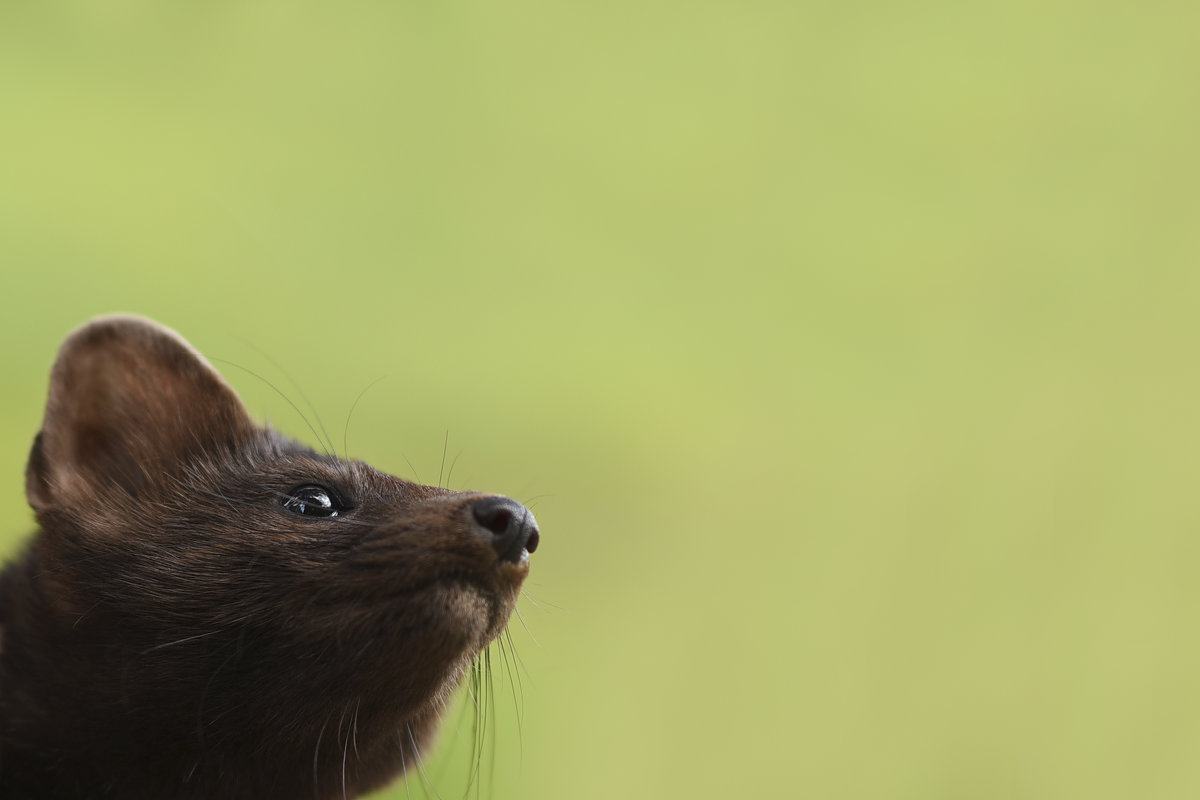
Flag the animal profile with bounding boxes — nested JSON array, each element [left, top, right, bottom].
[[0, 315, 540, 799]]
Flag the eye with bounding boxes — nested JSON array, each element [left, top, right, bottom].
[[281, 485, 345, 518]]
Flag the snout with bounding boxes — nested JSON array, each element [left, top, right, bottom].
[[468, 496, 540, 565]]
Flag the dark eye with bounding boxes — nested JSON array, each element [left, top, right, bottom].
[[281, 485, 345, 518]]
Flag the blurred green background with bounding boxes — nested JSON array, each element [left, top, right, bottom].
[[3, 1, 1200, 798]]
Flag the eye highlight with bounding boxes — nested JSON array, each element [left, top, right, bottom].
[[281, 485, 345, 518]]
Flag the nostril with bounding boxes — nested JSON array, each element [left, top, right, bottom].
[[471, 496, 516, 537], [470, 496, 539, 563]]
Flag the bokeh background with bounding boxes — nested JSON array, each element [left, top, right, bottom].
[[3, 2, 1200, 798]]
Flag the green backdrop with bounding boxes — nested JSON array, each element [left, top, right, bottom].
[[3, 2, 1200, 798]]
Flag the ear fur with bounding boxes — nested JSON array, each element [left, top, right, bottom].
[[25, 315, 255, 514]]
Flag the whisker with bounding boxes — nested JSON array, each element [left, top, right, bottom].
[[397, 730, 413, 800], [406, 723, 442, 800], [343, 376, 386, 458], [465, 657, 489, 796], [401, 451, 423, 484], [500, 630, 526, 731], [211, 358, 334, 459], [445, 449, 464, 490], [517, 590, 563, 614], [518, 493, 554, 510], [494, 636, 524, 775], [486, 646, 498, 797], [232, 340, 338, 458], [510, 604, 539, 646], [504, 627, 535, 688], [438, 431, 449, 489], [313, 717, 329, 800]]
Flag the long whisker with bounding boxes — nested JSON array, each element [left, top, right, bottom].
[[465, 659, 483, 795], [401, 451, 423, 484], [397, 730, 413, 800], [211, 358, 334, 459], [406, 723, 442, 800], [341, 698, 361, 800], [509, 604, 539, 645], [343, 377, 386, 458], [486, 646, 498, 797], [516, 589, 562, 614], [518, 493, 554, 510], [504, 627, 535, 688], [445, 449, 464, 490], [313, 717, 329, 800], [232, 340, 338, 458], [438, 431, 449, 489], [500, 630, 526, 733]]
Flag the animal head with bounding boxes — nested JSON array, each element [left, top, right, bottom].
[[9, 315, 539, 798]]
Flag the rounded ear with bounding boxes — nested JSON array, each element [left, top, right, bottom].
[[25, 316, 256, 514]]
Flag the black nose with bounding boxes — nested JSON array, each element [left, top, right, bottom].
[[470, 496, 540, 563]]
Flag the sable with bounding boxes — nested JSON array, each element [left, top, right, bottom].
[[0, 316, 539, 799]]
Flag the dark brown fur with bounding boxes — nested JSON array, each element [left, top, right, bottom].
[[0, 316, 538, 799]]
